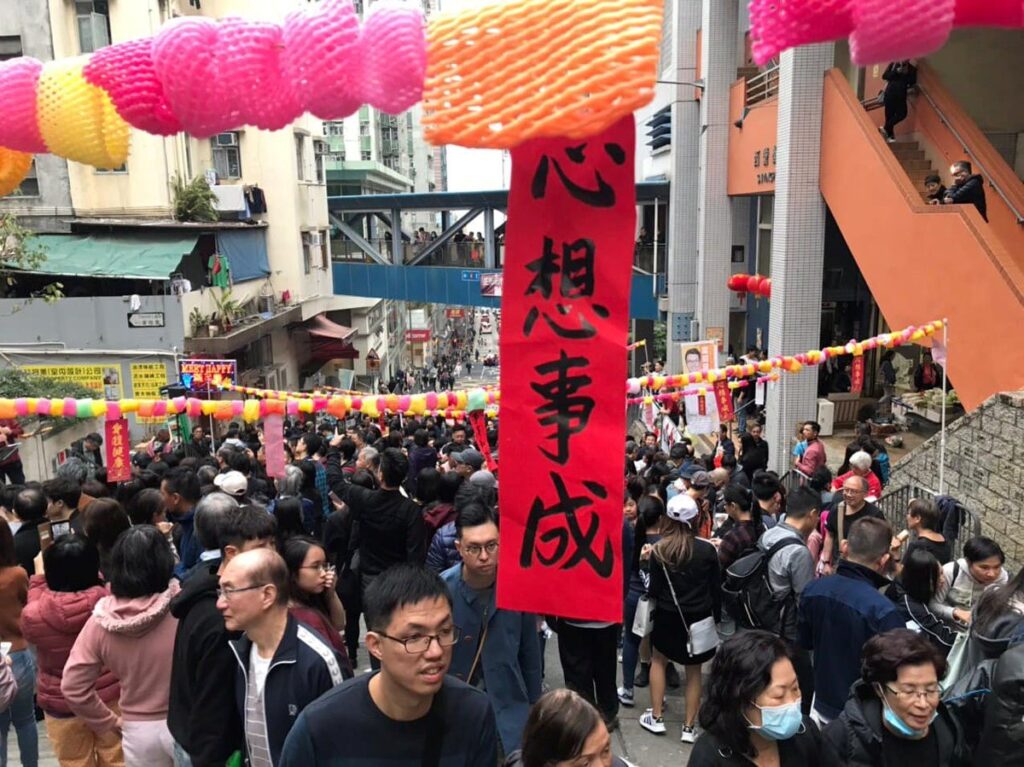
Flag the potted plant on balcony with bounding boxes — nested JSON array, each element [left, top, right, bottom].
[[189, 307, 210, 339], [211, 288, 242, 333]]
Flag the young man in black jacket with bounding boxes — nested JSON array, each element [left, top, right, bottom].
[[168, 499, 276, 767]]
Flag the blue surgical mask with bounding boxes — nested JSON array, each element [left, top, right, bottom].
[[747, 700, 803, 741], [877, 686, 936, 739]]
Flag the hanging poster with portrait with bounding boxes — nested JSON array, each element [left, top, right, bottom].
[[678, 340, 720, 435]]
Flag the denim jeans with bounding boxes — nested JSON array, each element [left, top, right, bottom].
[[620, 586, 642, 692], [0, 650, 38, 767]]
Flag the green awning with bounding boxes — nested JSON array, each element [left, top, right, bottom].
[[25, 234, 198, 279]]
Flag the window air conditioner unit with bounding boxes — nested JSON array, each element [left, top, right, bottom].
[[303, 231, 322, 247], [215, 132, 238, 147]]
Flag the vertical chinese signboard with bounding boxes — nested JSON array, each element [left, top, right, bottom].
[[497, 116, 634, 623], [131, 363, 170, 424], [105, 418, 131, 482], [850, 355, 865, 394]]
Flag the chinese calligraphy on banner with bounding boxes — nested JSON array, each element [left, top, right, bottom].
[[105, 418, 131, 482], [23, 365, 123, 399], [497, 116, 634, 623], [851, 355, 865, 394], [713, 380, 735, 422], [131, 363, 170, 423]]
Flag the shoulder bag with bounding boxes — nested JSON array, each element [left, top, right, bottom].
[[661, 561, 719, 656], [632, 593, 654, 637]]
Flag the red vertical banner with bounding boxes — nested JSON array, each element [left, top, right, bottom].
[[105, 418, 131, 483], [264, 414, 286, 480], [850, 355, 865, 394], [497, 116, 634, 623], [713, 381, 735, 422]]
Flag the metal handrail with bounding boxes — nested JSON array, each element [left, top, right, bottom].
[[915, 85, 1024, 224], [745, 65, 780, 108]]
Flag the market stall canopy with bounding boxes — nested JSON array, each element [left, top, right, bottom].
[[18, 234, 197, 279]]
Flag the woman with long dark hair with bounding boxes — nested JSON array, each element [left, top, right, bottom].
[[281, 536, 352, 675], [691, 631, 821, 765], [888, 548, 957, 657], [82, 498, 132, 576], [504, 689, 630, 767], [271, 496, 307, 546], [638, 493, 720, 743], [0, 518, 36, 767]]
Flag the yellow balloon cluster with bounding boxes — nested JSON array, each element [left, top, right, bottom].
[[36, 58, 129, 169]]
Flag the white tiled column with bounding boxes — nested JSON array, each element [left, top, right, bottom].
[[695, 0, 737, 343], [764, 44, 835, 474], [665, 0, 702, 371]]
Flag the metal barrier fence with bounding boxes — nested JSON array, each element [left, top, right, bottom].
[[876, 484, 981, 559], [781, 468, 811, 496]]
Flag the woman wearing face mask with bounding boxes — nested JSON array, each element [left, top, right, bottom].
[[821, 629, 969, 767], [689, 631, 821, 766]]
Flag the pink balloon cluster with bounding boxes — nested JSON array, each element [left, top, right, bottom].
[[78, 0, 425, 138]]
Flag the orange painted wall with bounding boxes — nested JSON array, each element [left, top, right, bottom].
[[820, 69, 1024, 410], [727, 78, 778, 196]]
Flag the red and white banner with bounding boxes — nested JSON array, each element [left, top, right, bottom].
[[105, 418, 131, 482], [497, 116, 634, 623], [851, 355, 865, 394]]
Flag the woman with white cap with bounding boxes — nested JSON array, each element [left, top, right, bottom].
[[638, 492, 721, 743]]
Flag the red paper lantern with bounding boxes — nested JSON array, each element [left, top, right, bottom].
[[761, 278, 772, 298], [727, 273, 747, 292], [746, 274, 761, 293]]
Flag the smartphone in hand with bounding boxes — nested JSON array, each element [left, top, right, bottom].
[[38, 521, 53, 552]]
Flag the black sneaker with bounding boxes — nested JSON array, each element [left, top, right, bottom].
[[666, 662, 681, 689], [635, 662, 651, 688]]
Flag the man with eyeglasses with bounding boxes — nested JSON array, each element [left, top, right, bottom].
[[820, 475, 884, 577], [442, 504, 541, 753], [219, 549, 346, 767], [279, 563, 498, 766]]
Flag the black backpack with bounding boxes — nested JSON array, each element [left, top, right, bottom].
[[722, 537, 803, 631]]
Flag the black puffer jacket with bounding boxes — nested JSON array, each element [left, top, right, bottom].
[[977, 642, 1024, 764], [821, 681, 970, 767]]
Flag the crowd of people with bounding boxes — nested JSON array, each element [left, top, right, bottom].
[[0, 391, 1017, 767]]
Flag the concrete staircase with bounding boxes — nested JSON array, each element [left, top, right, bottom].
[[889, 139, 937, 201]]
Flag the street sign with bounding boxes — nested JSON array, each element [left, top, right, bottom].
[[461, 270, 481, 282], [127, 312, 165, 328]]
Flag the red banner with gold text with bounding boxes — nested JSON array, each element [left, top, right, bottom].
[[713, 380, 735, 423], [105, 418, 131, 482], [497, 116, 634, 623], [851, 355, 865, 394]]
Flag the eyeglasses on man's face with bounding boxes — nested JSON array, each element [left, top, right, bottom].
[[217, 584, 267, 600], [462, 541, 499, 558], [377, 625, 462, 653]]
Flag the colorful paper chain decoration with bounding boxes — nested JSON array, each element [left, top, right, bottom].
[[727, 273, 772, 300], [626, 321, 944, 395], [750, 0, 1024, 66], [422, 0, 663, 149], [0, 321, 943, 422], [222, 382, 500, 412], [625, 375, 781, 406]]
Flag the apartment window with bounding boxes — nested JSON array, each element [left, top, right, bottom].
[[359, 122, 370, 137], [320, 231, 330, 269], [303, 242, 312, 275], [76, 0, 111, 54], [756, 195, 774, 277], [324, 122, 344, 137], [15, 160, 39, 197], [361, 151, 372, 161], [295, 134, 307, 180], [95, 163, 127, 174], [314, 139, 327, 184], [212, 132, 242, 179], [0, 36, 23, 62]]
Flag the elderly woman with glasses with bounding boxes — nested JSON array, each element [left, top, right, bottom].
[[821, 628, 970, 767]]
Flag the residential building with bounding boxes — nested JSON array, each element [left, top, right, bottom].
[[0, 0, 73, 233]]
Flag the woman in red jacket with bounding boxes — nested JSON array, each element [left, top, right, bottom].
[[22, 534, 123, 766]]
